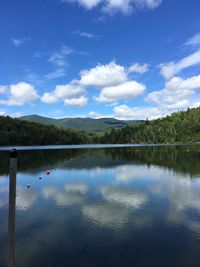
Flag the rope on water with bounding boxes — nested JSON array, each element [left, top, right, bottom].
[[0, 152, 93, 209]]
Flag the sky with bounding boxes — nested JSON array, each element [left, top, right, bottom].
[[0, 0, 200, 120]]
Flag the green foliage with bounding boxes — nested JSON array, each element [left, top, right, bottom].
[[21, 114, 143, 133], [100, 107, 200, 144], [0, 116, 96, 146], [1, 107, 200, 146]]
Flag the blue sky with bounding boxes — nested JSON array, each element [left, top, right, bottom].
[[0, 0, 200, 120]]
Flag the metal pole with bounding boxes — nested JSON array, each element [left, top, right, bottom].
[[7, 149, 17, 267]]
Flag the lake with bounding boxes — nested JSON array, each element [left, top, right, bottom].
[[1, 145, 200, 267]]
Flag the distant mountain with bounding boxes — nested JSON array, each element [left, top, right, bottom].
[[20, 115, 144, 132]]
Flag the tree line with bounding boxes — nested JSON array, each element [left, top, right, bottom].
[[1, 106, 200, 146], [100, 107, 200, 144], [0, 116, 97, 146]]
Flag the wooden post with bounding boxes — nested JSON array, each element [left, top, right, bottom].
[[7, 149, 17, 267]]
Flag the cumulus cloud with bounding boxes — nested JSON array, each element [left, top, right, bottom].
[[160, 50, 200, 79], [64, 96, 88, 107], [185, 33, 200, 47], [11, 37, 30, 46], [147, 75, 200, 110], [88, 111, 103, 118], [128, 63, 149, 74], [113, 104, 162, 120], [94, 81, 145, 103], [114, 74, 200, 120], [79, 61, 128, 88], [62, 0, 162, 14], [0, 82, 38, 106], [42, 60, 148, 106], [41, 80, 87, 107]]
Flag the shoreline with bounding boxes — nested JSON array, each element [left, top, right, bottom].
[[0, 142, 200, 151]]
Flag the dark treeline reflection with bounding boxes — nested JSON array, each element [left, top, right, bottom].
[[105, 145, 200, 177], [0, 149, 85, 175], [0, 145, 200, 177]]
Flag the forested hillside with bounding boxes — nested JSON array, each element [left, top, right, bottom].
[[0, 116, 96, 146], [100, 107, 200, 144], [1, 107, 200, 146], [21, 115, 143, 132]]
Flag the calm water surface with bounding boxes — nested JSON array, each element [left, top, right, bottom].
[[0, 145, 200, 267]]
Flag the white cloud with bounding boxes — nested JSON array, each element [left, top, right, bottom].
[[0, 111, 6, 116], [62, 0, 162, 14], [151, 170, 200, 213], [0, 82, 38, 106], [160, 50, 200, 79], [101, 186, 148, 209], [55, 82, 85, 99], [113, 104, 162, 120], [128, 63, 149, 74], [40, 60, 148, 109], [62, 0, 102, 9], [80, 61, 128, 87], [94, 81, 145, 103], [41, 81, 86, 106], [65, 182, 88, 194], [116, 164, 162, 182], [48, 46, 73, 67], [64, 95, 88, 106], [74, 30, 100, 39], [25, 72, 41, 85], [45, 69, 66, 79], [134, 0, 162, 9], [113, 74, 200, 120], [0, 86, 6, 93], [42, 183, 87, 207], [11, 37, 30, 46], [16, 187, 38, 210], [147, 75, 200, 110], [41, 92, 58, 104], [88, 111, 103, 118], [102, 0, 133, 14], [112, 74, 200, 121], [82, 203, 129, 228], [185, 33, 200, 47]]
